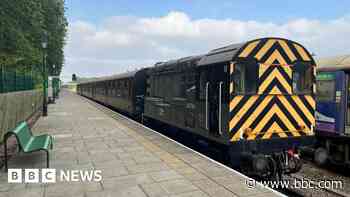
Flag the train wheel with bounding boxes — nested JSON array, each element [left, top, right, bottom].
[[267, 157, 278, 180], [314, 147, 328, 166]]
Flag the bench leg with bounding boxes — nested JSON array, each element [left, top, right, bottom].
[[46, 151, 49, 168], [4, 140, 8, 172]]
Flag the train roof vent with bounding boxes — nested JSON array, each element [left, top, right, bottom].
[[155, 62, 164, 66]]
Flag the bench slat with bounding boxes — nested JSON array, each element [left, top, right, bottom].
[[12, 122, 33, 149], [24, 135, 52, 152]]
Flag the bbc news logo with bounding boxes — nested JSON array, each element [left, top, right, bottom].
[[8, 169, 102, 183]]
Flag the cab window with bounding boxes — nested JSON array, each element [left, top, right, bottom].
[[316, 72, 335, 102], [292, 62, 312, 94], [233, 61, 258, 94]]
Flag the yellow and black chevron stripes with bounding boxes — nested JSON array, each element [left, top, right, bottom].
[[258, 64, 292, 94], [229, 95, 315, 141], [238, 38, 312, 65], [228, 38, 316, 142]]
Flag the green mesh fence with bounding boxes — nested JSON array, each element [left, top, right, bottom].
[[0, 65, 43, 93]]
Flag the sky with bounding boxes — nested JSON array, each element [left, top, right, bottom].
[[62, 0, 350, 82]]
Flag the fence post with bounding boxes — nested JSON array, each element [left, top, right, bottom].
[[0, 65, 3, 93], [13, 67, 16, 92]]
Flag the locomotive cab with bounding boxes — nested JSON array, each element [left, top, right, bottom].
[[214, 38, 316, 178]]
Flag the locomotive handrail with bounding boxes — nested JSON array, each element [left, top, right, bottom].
[[206, 82, 209, 130], [219, 81, 223, 135]]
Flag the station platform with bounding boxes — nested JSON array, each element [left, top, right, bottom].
[[0, 90, 282, 197]]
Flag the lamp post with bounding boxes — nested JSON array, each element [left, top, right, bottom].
[[52, 64, 57, 101], [41, 32, 48, 116]]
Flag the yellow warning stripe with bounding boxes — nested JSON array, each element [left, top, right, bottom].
[[259, 64, 270, 78], [292, 96, 315, 125], [262, 122, 288, 139], [229, 96, 258, 130], [293, 44, 311, 61], [230, 62, 234, 74], [269, 86, 282, 95], [259, 64, 292, 78], [250, 104, 298, 138], [230, 82, 233, 94], [255, 39, 276, 60], [229, 96, 244, 112], [239, 40, 260, 58], [284, 66, 292, 78], [278, 40, 297, 62], [264, 50, 287, 65], [304, 95, 316, 109], [258, 69, 292, 94], [230, 96, 273, 140], [278, 96, 310, 131]]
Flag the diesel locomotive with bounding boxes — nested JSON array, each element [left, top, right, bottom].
[[77, 37, 317, 178]]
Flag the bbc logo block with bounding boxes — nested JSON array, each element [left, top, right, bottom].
[[8, 169, 22, 183], [7, 169, 102, 183], [8, 169, 56, 183], [42, 169, 56, 183]]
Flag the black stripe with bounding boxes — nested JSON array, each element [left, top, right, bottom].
[[271, 133, 282, 139], [258, 66, 276, 85], [284, 96, 311, 127], [261, 78, 290, 94], [276, 66, 292, 81], [258, 114, 289, 136], [258, 67, 292, 92], [299, 95, 315, 115], [230, 96, 267, 133], [258, 66, 292, 83], [259, 42, 292, 64], [246, 39, 268, 59], [249, 97, 276, 129], [229, 95, 250, 117], [275, 43, 293, 65], [274, 98, 305, 130], [287, 41, 303, 63]]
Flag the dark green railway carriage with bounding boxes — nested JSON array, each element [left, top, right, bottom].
[[77, 69, 148, 118]]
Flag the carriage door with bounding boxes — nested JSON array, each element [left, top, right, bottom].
[[204, 65, 225, 136]]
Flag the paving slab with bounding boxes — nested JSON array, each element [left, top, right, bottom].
[[0, 90, 283, 197]]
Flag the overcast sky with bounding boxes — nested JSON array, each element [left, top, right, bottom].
[[62, 0, 350, 82]]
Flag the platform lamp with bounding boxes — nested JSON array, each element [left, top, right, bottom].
[[41, 32, 48, 116], [52, 64, 57, 100]]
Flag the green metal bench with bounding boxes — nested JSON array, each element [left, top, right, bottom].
[[3, 121, 53, 171]]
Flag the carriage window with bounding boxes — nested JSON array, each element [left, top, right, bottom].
[[293, 63, 312, 94], [233, 62, 258, 94], [316, 73, 335, 102]]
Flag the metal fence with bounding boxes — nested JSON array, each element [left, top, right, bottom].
[[0, 65, 43, 93]]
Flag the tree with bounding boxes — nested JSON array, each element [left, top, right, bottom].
[[0, 0, 68, 76], [72, 74, 77, 81]]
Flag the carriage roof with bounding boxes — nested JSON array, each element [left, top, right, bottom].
[[316, 54, 350, 72], [78, 70, 139, 85]]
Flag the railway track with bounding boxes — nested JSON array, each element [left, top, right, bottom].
[[83, 96, 350, 197]]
